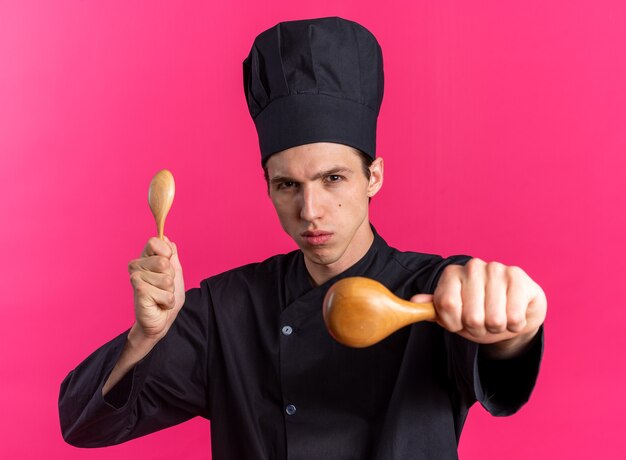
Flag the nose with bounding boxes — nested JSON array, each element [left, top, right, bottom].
[[299, 186, 323, 222]]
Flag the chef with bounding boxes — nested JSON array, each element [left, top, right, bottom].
[[60, 16, 546, 459]]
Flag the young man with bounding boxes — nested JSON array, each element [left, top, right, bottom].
[[59, 17, 546, 459]]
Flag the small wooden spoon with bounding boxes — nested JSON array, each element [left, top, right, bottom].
[[323, 276, 436, 348], [148, 169, 175, 240]]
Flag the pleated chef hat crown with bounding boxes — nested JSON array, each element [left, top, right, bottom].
[[243, 16, 384, 163]]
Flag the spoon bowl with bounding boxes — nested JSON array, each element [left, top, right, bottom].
[[148, 169, 175, 240], [323, 276, 436, 348]]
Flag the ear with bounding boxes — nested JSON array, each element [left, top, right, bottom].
[[367, 157, 384, 197]]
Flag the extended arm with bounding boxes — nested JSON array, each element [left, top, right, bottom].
[[416, 258, 547, 415]]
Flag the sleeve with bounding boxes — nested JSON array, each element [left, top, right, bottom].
[[58, 282, 212, 447], [444, 327, 544, 417], [427, 255, 545, 417], [474, 325, 544, 416]]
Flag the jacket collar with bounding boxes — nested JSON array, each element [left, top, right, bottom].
[[283, 224, 393, 309]]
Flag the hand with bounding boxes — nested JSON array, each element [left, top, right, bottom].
[[411, 258, 547, 357], [127, 236, 185, 342]]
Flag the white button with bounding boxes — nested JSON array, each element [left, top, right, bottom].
[[281, 325, 293, 336]]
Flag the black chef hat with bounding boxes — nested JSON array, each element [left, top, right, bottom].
[[243, 16, 384, 164]]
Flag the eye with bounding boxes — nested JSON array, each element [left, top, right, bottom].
[[276, 181, 297, 190], [325, 174, 343, 183]]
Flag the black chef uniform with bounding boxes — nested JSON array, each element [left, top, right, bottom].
[[60, 228, 543, 459]]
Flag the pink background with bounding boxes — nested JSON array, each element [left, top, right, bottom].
[[1, 1, 624, 458]]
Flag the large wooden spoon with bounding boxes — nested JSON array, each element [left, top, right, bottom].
[[323, 276, 436, 348], [148, 169, 175, 240]]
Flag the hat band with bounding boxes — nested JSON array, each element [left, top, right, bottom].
[[254, 93, 378, 163]]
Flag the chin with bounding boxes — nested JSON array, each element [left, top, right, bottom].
[[302, 245, 343, 266]]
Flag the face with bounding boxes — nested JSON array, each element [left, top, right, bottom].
[[266, 142, 384, 279]]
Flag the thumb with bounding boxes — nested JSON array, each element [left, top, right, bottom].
[[163, 236, 182, 272], [163, 236, 185, 308], [162, 235, 177, 257], [409, 293, 437, 323], [409, 293, 433, 304]]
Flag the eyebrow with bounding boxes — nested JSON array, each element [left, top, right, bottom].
[[269, 167, 353, 185]]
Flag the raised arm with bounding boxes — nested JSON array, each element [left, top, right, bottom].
[[59, 235, 210, 447], [102, 236, 185, 394]]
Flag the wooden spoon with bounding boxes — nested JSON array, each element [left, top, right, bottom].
[[323, 276, 436, 348], [148, 169, 175, 240]]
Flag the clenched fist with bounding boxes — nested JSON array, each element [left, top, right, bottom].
[[127, 236, 185, 342], [411, 258, 547, 358]]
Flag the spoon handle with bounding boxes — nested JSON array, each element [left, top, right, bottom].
[[156, 218, 165, 240]]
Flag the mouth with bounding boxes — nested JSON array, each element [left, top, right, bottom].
[[300, 230, 333, 246]]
